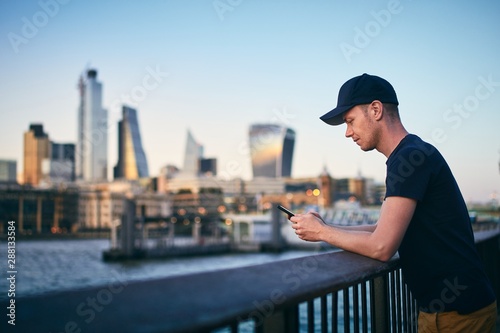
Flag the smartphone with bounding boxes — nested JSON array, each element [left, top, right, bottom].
[[277, 205, 295, 218]]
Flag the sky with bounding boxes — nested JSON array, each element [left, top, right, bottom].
[[1, 0, 500, 203]]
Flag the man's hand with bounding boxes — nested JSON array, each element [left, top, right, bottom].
[[290, 212, 327, 242]]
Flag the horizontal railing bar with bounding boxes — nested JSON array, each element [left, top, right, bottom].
[[2, 251, 399, 333], [473, 228, 500, 242]]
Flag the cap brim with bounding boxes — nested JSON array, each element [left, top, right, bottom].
[[320, 105, 353, 126]]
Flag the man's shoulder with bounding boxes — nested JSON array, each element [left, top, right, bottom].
[[391, 134, 438, 160]]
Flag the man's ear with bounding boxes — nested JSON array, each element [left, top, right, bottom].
[[370, 100, 384, 121]]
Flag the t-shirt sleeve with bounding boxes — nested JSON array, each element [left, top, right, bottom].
[[385, 146, 434, 201]]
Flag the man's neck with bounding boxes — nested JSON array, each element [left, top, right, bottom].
[[377, 124, 409, 158]]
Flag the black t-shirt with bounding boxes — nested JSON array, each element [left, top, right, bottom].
[[385, 134, 495, 314]]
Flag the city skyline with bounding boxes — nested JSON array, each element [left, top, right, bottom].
[[1, 1, 500, 203]]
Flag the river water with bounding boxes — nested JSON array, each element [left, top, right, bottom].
[[0, 238, 324, 299], [0, 239, 359, 332]]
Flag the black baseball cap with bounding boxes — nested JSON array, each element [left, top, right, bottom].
[[320, 73, 399, 126]]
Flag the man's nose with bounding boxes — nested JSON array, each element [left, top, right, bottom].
[[345, 125, 353, 138]]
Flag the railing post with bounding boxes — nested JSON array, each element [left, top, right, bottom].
[[372, 275, 390, 333], [258, 305, 299, 333], [476, 231, 500, 307]]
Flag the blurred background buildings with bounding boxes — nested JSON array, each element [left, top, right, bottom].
[[0, 67, 495, 237]]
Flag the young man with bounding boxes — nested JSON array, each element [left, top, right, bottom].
[[290, 73, 497, 332]]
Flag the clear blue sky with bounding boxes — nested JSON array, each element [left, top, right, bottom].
[[1, 0, 500, 203]]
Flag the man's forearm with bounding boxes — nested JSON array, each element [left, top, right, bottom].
[[332, 224, 377, 232], [320, 224, 394, 262]]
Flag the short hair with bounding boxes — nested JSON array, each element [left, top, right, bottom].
[[383, 103, 400, 121], [359, 102, 400, 122]]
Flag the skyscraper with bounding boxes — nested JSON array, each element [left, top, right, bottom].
[[199, 158, 217, 176], [177, 130, 218, 177], [113, 106, 149, 180], [249, 124, 295, 178], [182, 130, 203, 176], [0, 160, 17, 183], [23, 124, 50, 185], [76, 69, 108, 181], [42, 142, 75, 184]]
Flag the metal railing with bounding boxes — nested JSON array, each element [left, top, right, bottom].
[[2, 228, 498, 333], [211, 254, 419, 333]]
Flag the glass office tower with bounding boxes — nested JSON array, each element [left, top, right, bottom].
[[76, 69, 108, 181], [113, 106, 149, 180], [249, 124, 295, 178], [182, 130, 203, 176]]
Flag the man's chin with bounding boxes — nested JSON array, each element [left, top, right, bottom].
[[360, 145, 375, 152]]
